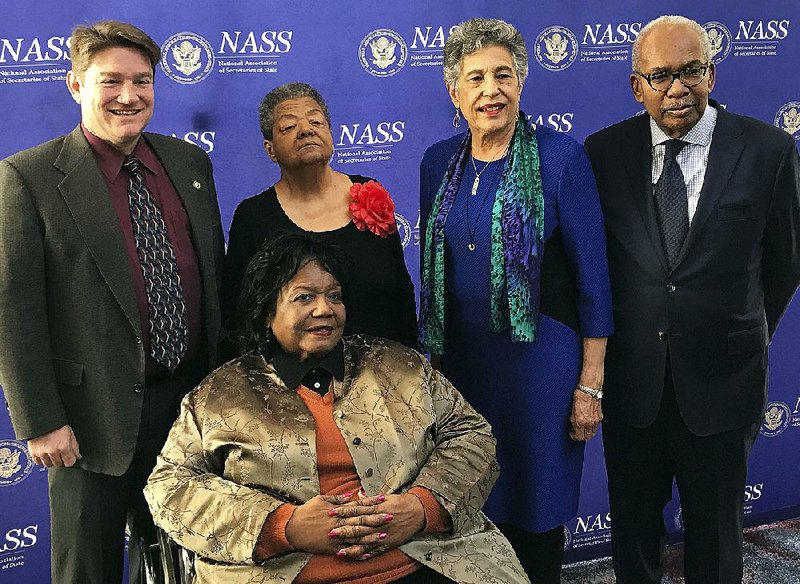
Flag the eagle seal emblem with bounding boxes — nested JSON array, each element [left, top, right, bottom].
[[0, 440, 34, 487], [535, 26, 578, 71], [702, 22, 732, 63], [160, 32, 214, 84], [775, 102, 800, 140], [760, 401, 791, 437], [359, 29, 407, 77]]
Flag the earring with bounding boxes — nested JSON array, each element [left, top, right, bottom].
[[452, 107, 461, 129]]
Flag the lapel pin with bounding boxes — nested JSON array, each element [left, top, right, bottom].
[[192, 180, 202, 190]]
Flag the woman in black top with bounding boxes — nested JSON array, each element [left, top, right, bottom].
[[222, 82, 417, 350]]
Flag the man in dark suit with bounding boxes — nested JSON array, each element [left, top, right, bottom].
[[585, 15, 800, 584], [0, 21, 223, 583]]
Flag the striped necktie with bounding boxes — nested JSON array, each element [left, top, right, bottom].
[[122, 155, 188, 371]]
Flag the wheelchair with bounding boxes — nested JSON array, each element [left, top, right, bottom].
[[140, 529, 196, 584]]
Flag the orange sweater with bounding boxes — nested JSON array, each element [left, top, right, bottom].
[[254, 385, 451, 583]]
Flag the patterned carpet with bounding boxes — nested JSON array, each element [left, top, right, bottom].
[[561, 518, 800, 583]]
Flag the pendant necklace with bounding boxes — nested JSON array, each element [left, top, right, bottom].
[[465, 162, 496, 251], [470, 156, 492, 196], [470, 142, 510, 196]]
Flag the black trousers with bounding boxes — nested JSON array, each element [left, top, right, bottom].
[[602, 362, 759, 584], [497, 523, 564, 583], [48, 357, 206, 584]]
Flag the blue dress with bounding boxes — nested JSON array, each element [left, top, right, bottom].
[[419, 126, 614, 532]]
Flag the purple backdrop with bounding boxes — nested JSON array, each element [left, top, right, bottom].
[[1, 1, 798, 580]]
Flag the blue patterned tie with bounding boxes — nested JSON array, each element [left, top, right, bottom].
[[654, 139, 689, 270], [122, 155, 188, 371]]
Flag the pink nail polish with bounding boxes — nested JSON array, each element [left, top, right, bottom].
[[343, 491, 354, 498], [328, 509, 338, 517], [378, 532, 387, 540], [377, 495, 385, 503], [383, 513, 394, 522], [359, 553, 371, 561], [328, 530, 337, 538], [336, 549, 347, 558]]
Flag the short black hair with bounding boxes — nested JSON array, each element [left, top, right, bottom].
[[235, 233, 352, 354], [258, 82, 331, 140]]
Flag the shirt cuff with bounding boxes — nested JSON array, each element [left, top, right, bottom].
[[254, 503, 297, 561], [408, 486, 452, 534]]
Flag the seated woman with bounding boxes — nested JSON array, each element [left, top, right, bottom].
[[145, 234, 528, 584]]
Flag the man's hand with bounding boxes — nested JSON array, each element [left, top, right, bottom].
[[28, 424, 81, 467]]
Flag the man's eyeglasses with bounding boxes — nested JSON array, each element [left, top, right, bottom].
[[635, 63, 709, 92]]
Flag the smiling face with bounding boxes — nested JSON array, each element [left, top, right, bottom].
[[631, 23, 715, 138], [67, 46, 154, 154], [449, 44, 522, 143], [264, 96, 334, 168], [268, 260, 345, 361]]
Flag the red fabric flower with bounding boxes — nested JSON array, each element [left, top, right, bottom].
[[349, 180, 397, 237]]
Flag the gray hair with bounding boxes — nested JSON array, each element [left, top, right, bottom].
[[258, 82, 331, 140], [443, 18, 528, 89], [631, 15, 711, 72]]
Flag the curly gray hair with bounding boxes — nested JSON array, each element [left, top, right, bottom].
[[631, 15, 711, 72], [443, 18, 528, 89], [258, 82, 331, 140]]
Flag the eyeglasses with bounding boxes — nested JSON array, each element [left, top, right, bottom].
[[635, 63, 709, 92]]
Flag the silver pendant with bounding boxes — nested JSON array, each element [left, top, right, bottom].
[[471, 176, 480, 196], [467, 242, 476, 251]]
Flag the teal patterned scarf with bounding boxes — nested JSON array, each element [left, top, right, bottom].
[[419, 113, 544, 354]]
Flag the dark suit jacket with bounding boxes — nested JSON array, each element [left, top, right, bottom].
[[585, 101, 800, 436], [0, 125, 224, 475]]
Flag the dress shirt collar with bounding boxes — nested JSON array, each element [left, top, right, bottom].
[[271, 340, 344, 393], [649, 104, 717, 148], [81, 125, 161, 182]]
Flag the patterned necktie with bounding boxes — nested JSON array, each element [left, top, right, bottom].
[[122, 155, 188, 371], [653, 139, 689, 270]]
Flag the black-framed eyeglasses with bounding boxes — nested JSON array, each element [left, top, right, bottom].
[[635, 63, 709, 92]]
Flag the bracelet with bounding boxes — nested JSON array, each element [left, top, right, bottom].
[[576, 383, 603, 400]]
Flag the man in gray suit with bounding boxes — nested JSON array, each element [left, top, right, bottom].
[[0, 21, 224, 583]]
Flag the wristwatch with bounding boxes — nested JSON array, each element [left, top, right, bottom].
[[576, 383, 603, 400]]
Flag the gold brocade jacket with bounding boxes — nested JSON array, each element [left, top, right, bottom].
[[144, 335, 529, 584]]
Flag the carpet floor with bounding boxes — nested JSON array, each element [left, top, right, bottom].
[[561, 518, 800, 583]]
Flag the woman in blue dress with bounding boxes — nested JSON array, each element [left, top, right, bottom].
[[419, 18, 613, 583]]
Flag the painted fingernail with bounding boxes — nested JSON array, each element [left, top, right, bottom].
[[336, 549, 347, 558], [359, 553, 371, 561], [383, 513, 394, 521], [343, 491, 354, 498], [378, 532, 388, 540], [377, 495, 385, 503], [328, 509, 339, 517], [328, 530, 338, 538]]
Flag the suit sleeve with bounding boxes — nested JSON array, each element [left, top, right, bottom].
[[204, 153, 225, 307], [762, 140, 800, 338], [0, 159, 67, 440]]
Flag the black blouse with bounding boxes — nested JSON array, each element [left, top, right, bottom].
[[222, 175, 418, 351]]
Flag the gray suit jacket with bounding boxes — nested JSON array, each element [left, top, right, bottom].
[[0, 125, 224, 475]]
